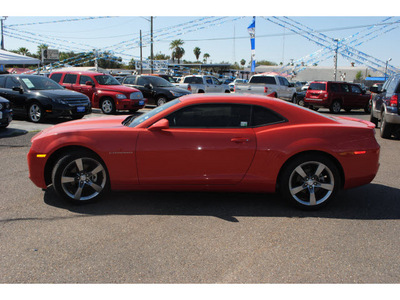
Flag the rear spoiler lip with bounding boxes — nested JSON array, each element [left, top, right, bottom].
[[334, 116, 376, 129]]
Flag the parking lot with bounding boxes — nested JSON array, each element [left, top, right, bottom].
[[0, 107, 399, 284]]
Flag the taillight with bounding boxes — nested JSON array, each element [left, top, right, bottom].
[[187, 84, 191, 91], [389, 95, 398, 107], [264, 87, 268, 93]]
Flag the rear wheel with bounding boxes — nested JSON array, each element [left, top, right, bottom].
[[279, 154, 340, 210], [52, 150, 109, 203], [370, 113, 379, 128], [329, 100, 341, 114], [156, 96, 167, 107], [380, 110, 393, 138]]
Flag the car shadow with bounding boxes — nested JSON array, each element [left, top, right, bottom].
[[43, 183, 400, 222]]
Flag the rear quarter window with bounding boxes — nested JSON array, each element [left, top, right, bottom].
[[63, 74, 77, 84]]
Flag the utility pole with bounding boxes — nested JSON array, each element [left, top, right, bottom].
[[140, 30, 143, 75], [1, 16, 7, 50], [150, 16, 154, 73], [333, 39, 339, 81]]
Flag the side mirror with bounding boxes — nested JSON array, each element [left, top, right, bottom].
[[144, 83, 152, 90], [370, 86, 380, 93], [148, 118, 169, 131], [85, 81, 94, 86], [12, 86, 23, 94]]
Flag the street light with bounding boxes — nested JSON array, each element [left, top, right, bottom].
[[385, 58, 392, 81]]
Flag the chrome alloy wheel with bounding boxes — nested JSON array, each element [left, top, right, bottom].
[[29, 103, 42, 122], [60, 157, 107, 201], [288, 161, 335, 207], [101, 99, 114, 114]]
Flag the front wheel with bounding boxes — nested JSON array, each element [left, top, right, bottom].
[[28, 102, 44, 123], [52, 151, 109, 203], [157, 96, 167, 107], [279, 154, 340, 209], [100, 98, 116, 114]]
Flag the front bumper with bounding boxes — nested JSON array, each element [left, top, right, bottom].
[[0, 108, 12, 126], [115, 98, 147, 110], [44, 102, 92, 118]]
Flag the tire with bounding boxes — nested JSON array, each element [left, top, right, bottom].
[[370, 113, 379, 128], [291, 94, 297, 103], [279, 153, 340, 210], [225, 90, 230, 93], [129, 109, 139, 113], [28, 102, 44, 123], [52, 150, 109, 203], [380, 110, 393, 139], [156, 96, 167, 107], [364, 100, 372, 114], [100, 98, 116, 114], [329, 100, 341, 114], [71, 115, 84, 120], [297, 98, 305, 107]]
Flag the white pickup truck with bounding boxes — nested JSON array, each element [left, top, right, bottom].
[[175, 75, 231, 93], [234, 74, 297, 102]]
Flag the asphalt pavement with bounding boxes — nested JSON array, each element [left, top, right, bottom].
[[0, 108, 399, 284]]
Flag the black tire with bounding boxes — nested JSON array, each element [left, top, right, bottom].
[[329, 100, 341, 114], [380, 110, 393, 139], [100, 97, 116, 114], [225, 90, 230, 93], [370, 113, 379, 128], [71, 115, 84, 120], [364, 100, 372, 114], [156, 96, 167, 107], [297, 98, 305, 107], [28, 102, 45, 123], [52, 150, 109, 203], [291, 94, 297, 103], [279, 153, 340, 210]]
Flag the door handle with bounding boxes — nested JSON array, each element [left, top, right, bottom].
[[231, 137, 249, 143]]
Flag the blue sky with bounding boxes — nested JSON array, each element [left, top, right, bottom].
[[3, 1, 399, 72]]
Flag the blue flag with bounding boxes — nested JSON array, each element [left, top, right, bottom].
[[248, 17, 256, 72]]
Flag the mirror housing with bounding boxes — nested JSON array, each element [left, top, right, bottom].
[[148, 118, 169, 131], [85, 81, 94, 86], [370, 86, 381, 94], [12, 86, 23, 94], [144, 83, 152, 90]]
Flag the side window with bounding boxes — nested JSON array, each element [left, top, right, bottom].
[[79, 75, 94, 85], [211, 77, 220, 85], [279, 77, 289, 86], [5, 77, 20, 89], [50, 73, 62, 83], [63, 74, 77, 84], [123, 76, 136, 85], [350, 85, 362, 94], [394, 78, 400, 94], [137, 77, 147, 86], [252, 105, 286, 127], [166, 104, 251, 128], [205, 77, 213, 85], [0, 76, 6, 87], [341, 84, 350, 93]]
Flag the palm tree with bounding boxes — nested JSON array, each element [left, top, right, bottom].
[[170, 39, 184, 63], [203, 53, 210, 63], [17, 47, 30, 56], [240, 59, 246, 68], [193, 47, 201, 61]]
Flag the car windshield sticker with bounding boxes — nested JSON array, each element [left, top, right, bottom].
[[22, 78, 35, 89]]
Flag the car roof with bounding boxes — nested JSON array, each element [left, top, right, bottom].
[[51, 71, 106, 76]]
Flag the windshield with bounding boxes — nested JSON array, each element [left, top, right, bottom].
[[145, 76, 174, 87], [94, 75, 121, 86], [124, 98, 181, 127], [20, 76, 63, 90]]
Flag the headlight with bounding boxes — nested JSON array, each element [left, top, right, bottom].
[[54, 98, 68, 105], [129, 92, 143, 99], [116, 94, 127, 99], [170, 90, 185, 97]]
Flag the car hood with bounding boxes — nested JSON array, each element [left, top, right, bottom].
[[29, 89, 89, 98], [155, 86, 191, 94], [32, 116, 128, 141], [97, 85, 140, 93]]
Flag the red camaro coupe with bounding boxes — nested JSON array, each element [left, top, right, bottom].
[[28, 94, 380, 209]]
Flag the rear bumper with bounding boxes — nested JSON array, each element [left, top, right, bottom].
[[304, 98, 329, 106]]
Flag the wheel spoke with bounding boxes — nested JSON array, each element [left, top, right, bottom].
[[89, 182, 103, 193], [90, 164, 104, 175], [318, 183, 334, 191], [290, 185, 306, 195], [74, 184, 84, 200], [314, 163, 325, 177], [61, 176, 75, 183], [309, 187, 316, 206], [75, 158, 84, 172], [295, 166, 307, 178]]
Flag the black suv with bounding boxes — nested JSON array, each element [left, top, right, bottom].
[[0, 96, 12, 128], [370, 74, 400, 138], [0, 74, 91, 123], [122, 75, 191, 106]]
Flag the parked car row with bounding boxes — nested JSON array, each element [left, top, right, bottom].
[[0, 96, 12, 128]]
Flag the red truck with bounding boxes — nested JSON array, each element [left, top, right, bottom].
[[49, 71, 146, 114]]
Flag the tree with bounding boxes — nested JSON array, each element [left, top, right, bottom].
[[17, 47, 30, 56], [203, 53, 210, 63], [170, 39, 185, 63], [256, 59, 277, 66], [240, 59, 246, 67], [37, 44, 48, 59], [151, 52, 170, 60], [193, 47, 201, 61], [355, 70, 363, 80]]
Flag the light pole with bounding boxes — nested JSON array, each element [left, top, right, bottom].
[[385, 58, 392, 81], [1, 16, 7, 50], [333, 38, 339, 81]]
